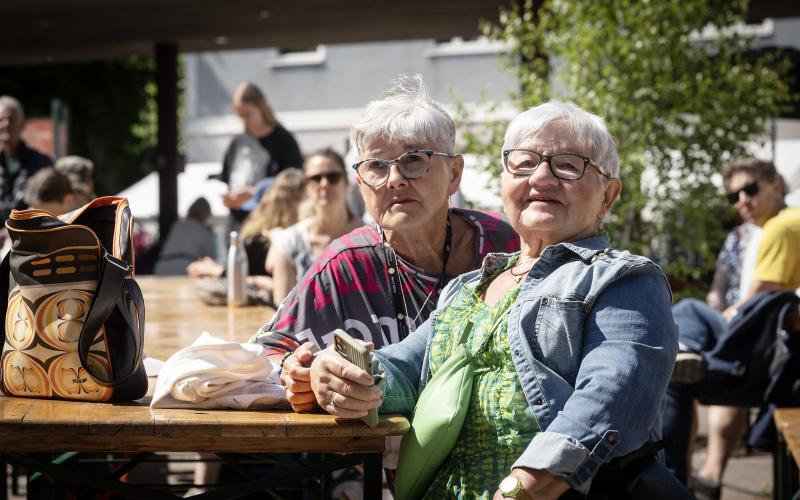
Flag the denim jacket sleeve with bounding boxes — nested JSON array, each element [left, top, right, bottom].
[[372, 317, 431, 416], [372, 276, 467, 416], [512, 263, 678, 491]]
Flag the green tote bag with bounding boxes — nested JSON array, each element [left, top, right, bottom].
[[395, 321, 482, 500]]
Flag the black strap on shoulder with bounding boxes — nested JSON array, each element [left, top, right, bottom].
[[78, 251, 144, 386], [379, 213, 452, 340]]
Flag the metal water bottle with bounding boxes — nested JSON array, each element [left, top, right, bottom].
[[227, 231, 249, 306]]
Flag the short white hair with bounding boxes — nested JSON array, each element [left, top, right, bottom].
[[502, 101, 620, 179], [0, 95, 25, 123], [350, 74, 456, 156]]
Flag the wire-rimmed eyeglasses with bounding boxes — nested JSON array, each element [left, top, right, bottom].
[[351, 150, 456, 187], [502, 149, 610, 180]]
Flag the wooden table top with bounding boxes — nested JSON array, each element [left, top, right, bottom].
[[0, 276, 410, 453], [139, 276, 275, 362], [0, 396, 410, 453], [775, 408, 800, 465]]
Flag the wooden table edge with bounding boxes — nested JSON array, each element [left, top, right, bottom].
[[774, 408, 800, 466]]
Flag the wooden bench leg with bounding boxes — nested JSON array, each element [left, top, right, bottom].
[[363, 452, 382, 499], [774, 432, 800, 500], [0, 455, 7, 500]]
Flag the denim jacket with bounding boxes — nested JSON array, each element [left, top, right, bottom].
[[373, 235, 678, 493]]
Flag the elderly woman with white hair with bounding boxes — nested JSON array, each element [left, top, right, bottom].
[[309, 102, 689, 499], [251, 75, 519, 412]]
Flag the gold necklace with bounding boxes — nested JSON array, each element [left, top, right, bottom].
[[509, 259, 537, 285]]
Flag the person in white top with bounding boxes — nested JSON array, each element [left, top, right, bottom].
[[267, 148, 362, 304]]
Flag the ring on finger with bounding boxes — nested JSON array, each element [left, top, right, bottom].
[[330, 393, 342, 408]]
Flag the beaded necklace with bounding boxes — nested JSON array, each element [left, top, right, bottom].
[[379, 214, 453, 339]]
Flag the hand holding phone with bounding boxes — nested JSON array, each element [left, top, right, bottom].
[[332, 329, 379, 427]]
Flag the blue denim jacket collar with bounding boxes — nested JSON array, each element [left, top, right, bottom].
[[479, 234, 612, 281]]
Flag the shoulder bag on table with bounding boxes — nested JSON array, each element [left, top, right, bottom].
[[0, 196, 147, 402]]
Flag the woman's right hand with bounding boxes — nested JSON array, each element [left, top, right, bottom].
[[310, 346, 382, 419], [280, 343, 320, 413]]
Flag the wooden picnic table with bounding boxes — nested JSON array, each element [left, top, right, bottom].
[[0, 276, 409, 499]]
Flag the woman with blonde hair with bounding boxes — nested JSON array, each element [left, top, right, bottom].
[[216, 81, 302, 226], [240, 166, 306, 258], [267, 148, 362, 304], [188, 168, 305, 303]]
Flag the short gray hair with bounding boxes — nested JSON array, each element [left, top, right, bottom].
[[350, 74, 456, 156], [502, 101, 620, 179], [0, 95, 25, 123], [55, 155, 95, 184]]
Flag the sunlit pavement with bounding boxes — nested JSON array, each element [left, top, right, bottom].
[[692, 406, 772, 499]]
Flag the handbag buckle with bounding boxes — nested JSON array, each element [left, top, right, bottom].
[[104, 251, 131, 272]]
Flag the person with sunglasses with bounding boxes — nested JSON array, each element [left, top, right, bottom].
[[251, 74, 519, 413], [267, 148, 362, 304], [664, 159, 800, 498]]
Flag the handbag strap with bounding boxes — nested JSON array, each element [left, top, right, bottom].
[[78, 251, 144, 386], [0, 251, 9, 334], [0, 251, 10, 390], [454, 295, 509, 359]]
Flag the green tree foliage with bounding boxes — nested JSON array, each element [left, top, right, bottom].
[[461, 0, 792, 294], [0, 57, 158, 196]]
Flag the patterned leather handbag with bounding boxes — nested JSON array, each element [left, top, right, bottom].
[[0, 196, 147, 402]]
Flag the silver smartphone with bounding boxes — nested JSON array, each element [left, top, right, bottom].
[[332, 329, 379, 427]]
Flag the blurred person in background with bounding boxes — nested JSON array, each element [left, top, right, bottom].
[[706, 215, 759, 311], [2, 167, 75, 257], [0, 95, 52, 224], [154, 197, 215, 276], [23, 167, 75, 215], [214, 81, 302, 229], [55, 155, 96, 206], [665, 159, 800, 499], [189, 168, 306, 304], [267, 148, 362, 304]]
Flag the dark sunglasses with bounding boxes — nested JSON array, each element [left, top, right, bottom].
[[726, 181, 759, 204], [306, 172, 343, 184]]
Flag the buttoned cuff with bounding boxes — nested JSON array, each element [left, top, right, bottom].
[[513, 429, 620, 493]]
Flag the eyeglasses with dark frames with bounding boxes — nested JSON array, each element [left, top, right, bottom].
[[726, 180, 759, 204], [351, 149, 456, 187], [502, 149, 610, 181]]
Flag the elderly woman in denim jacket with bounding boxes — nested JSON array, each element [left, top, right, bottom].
[[309, 102, 686, 499]]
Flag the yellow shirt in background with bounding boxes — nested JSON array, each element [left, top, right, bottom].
[[753, 207, 800, 289]]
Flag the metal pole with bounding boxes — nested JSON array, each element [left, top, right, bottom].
[[155, 42, 179, 247]]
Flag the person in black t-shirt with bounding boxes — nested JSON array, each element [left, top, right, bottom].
[[216, 81, 303, 225]]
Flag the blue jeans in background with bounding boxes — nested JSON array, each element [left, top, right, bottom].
[[662, 299, 727, 485]]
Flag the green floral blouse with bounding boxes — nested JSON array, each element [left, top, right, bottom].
[[423, 264, 541, 499]]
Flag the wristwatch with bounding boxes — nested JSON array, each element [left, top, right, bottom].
[[499, 475, 532, 499]]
